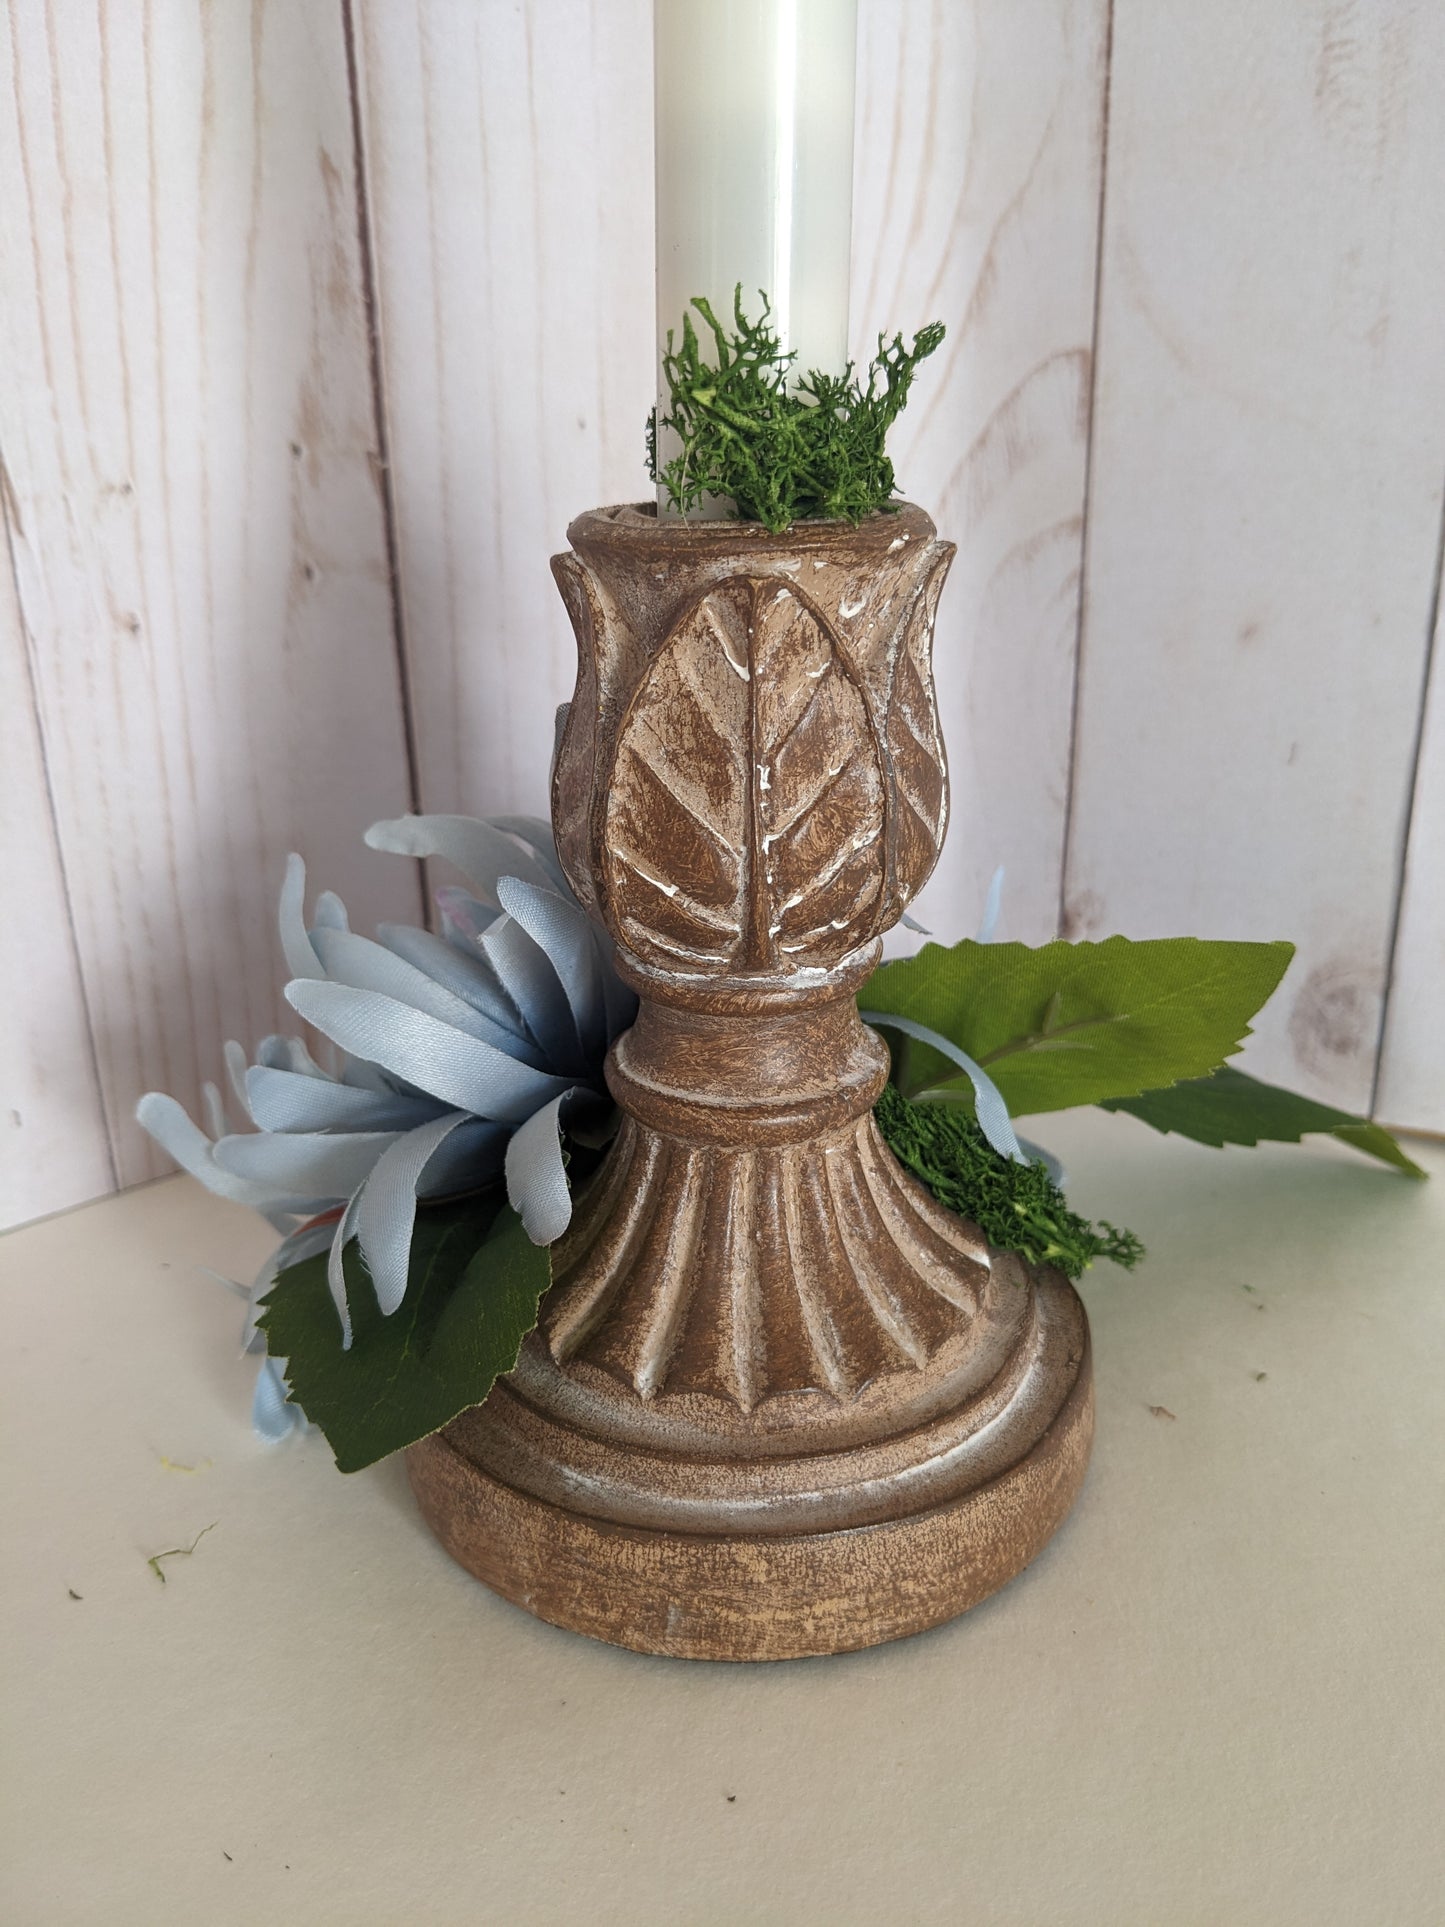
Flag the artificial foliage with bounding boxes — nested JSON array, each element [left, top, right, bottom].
[[141, 806, 1423, 1476], [1101, 1064, 1426, 1178], [862, 934, 1296, 1116], [647, 287, 945, 531], [138, 812, 631, 1389], [874, 1083, 1143, 1281], [257, 1188, 550, 1474], [132, 275, 1424, 1478]]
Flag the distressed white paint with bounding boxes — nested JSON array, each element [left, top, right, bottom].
[[359, 0, 1109, 947], [0, 507, 115, 1224], [2, 3, 1443, 1233], [1376, 590, 1445, 1134], [353, 0, 656, 820], [856, 0, 1109, 948], [1065, 0, 1445, 1112], [0, 0, 420, 1214]]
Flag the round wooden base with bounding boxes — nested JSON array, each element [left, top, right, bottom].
[[406, 1288, 1093, 1663]]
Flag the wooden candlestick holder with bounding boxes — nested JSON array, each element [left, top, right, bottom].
[[407, 503, 1093, 1660]]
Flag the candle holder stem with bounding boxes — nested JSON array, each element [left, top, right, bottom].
[[406, 504, 1092, 1660]]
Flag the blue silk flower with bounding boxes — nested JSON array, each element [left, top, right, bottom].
[[137, 811, 636, 1442]]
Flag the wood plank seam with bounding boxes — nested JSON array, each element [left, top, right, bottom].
[[1370, 467, 1445, 1121], [341, 0, 424, 832], [1056, 0, 1115, 943], [2, 1, 429, 1191], [0, 463, 118, 1196], [1054, 2, 1445, 1117]]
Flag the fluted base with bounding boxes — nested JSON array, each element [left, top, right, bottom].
[[405, 499, 1096, 1657], [406, 1318, 1090, 1660], [406, 1106, 1094, 1660]]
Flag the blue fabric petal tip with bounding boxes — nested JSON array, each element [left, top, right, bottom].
[[859, 1010, 1027, 1164], [251, 1356, 303, 1442]]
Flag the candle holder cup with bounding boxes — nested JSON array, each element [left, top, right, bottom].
[[406, 503, 1093, 1660]]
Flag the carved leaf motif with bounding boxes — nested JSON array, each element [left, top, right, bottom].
[[885, 549, 952, 917], [603, 581, 752, 967], [752, 584, 885, 961], [602, 580, 887, 972]]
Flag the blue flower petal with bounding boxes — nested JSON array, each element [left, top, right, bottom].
[[415, 1115, 509, 1197], [435, 885, 502, 952], [251, 1356, 303, 1442], [480, 915, 579, 1069], [356, 1111, 472, 1316], [487, 815, 571, 894], [135, 1093, 317, 1215], [365, 814, 559, 907], [244, 1065, 437, 1135], [285, 980, 575, 1123], [496, 877, 607, 1062], [375, 923, 536, 1050], [213, 1129, 402, 1197], [312, 889, 350, 933], [975, 865, 1005, 943], [327, 1186, 364, 1348], [309, 925, 531, 1056], [504, 1092, 576, 1244], [279, 853, 326, 980]]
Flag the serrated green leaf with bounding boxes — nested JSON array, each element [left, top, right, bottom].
[[1100, 1065, 1426, 1178], [256, 1189, 551, 1473], [863, 935, 1294, 1116]]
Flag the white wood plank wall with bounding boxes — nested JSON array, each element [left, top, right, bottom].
[[1065, 0, 1445, 1117], [2, 0, 1441, 1231], [0, 0, 421, 1220], [853, 0, 1109, 948]]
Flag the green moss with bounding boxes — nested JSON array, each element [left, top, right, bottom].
[[647, 288, 944, 533], [874, 1082, 1143, 1281]]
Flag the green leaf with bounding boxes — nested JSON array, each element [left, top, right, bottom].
[[256, 1189, 552, 1473], [863, 935, 1294, 1116], [1099, 1065, 1427, 1178]]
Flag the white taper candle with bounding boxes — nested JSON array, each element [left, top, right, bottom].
[[654, 0, 859, 511]]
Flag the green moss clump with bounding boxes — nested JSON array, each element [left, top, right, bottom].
[[874, 1082, 1144, 1282], [647, 288, 944, 533]]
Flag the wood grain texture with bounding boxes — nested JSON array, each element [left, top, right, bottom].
[[358, 0, 1108, 946], [1376, 571, 1445, 1133], [409, 1335, 1092, 1662], [1064, 0, 1445, 1112], [411, 505, 1093, 1660], [852, 0, 1110, 947], [7, 0, 1445, 1239], [353, 0, 655, 820], [0, 497, 114, 1228], [0, 1, 421, 1192]]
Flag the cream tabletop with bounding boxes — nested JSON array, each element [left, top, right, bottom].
[[3, 1108, 1442, 1926]]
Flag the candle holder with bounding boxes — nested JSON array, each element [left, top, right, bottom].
[[406, 502, 1093, 1660]]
